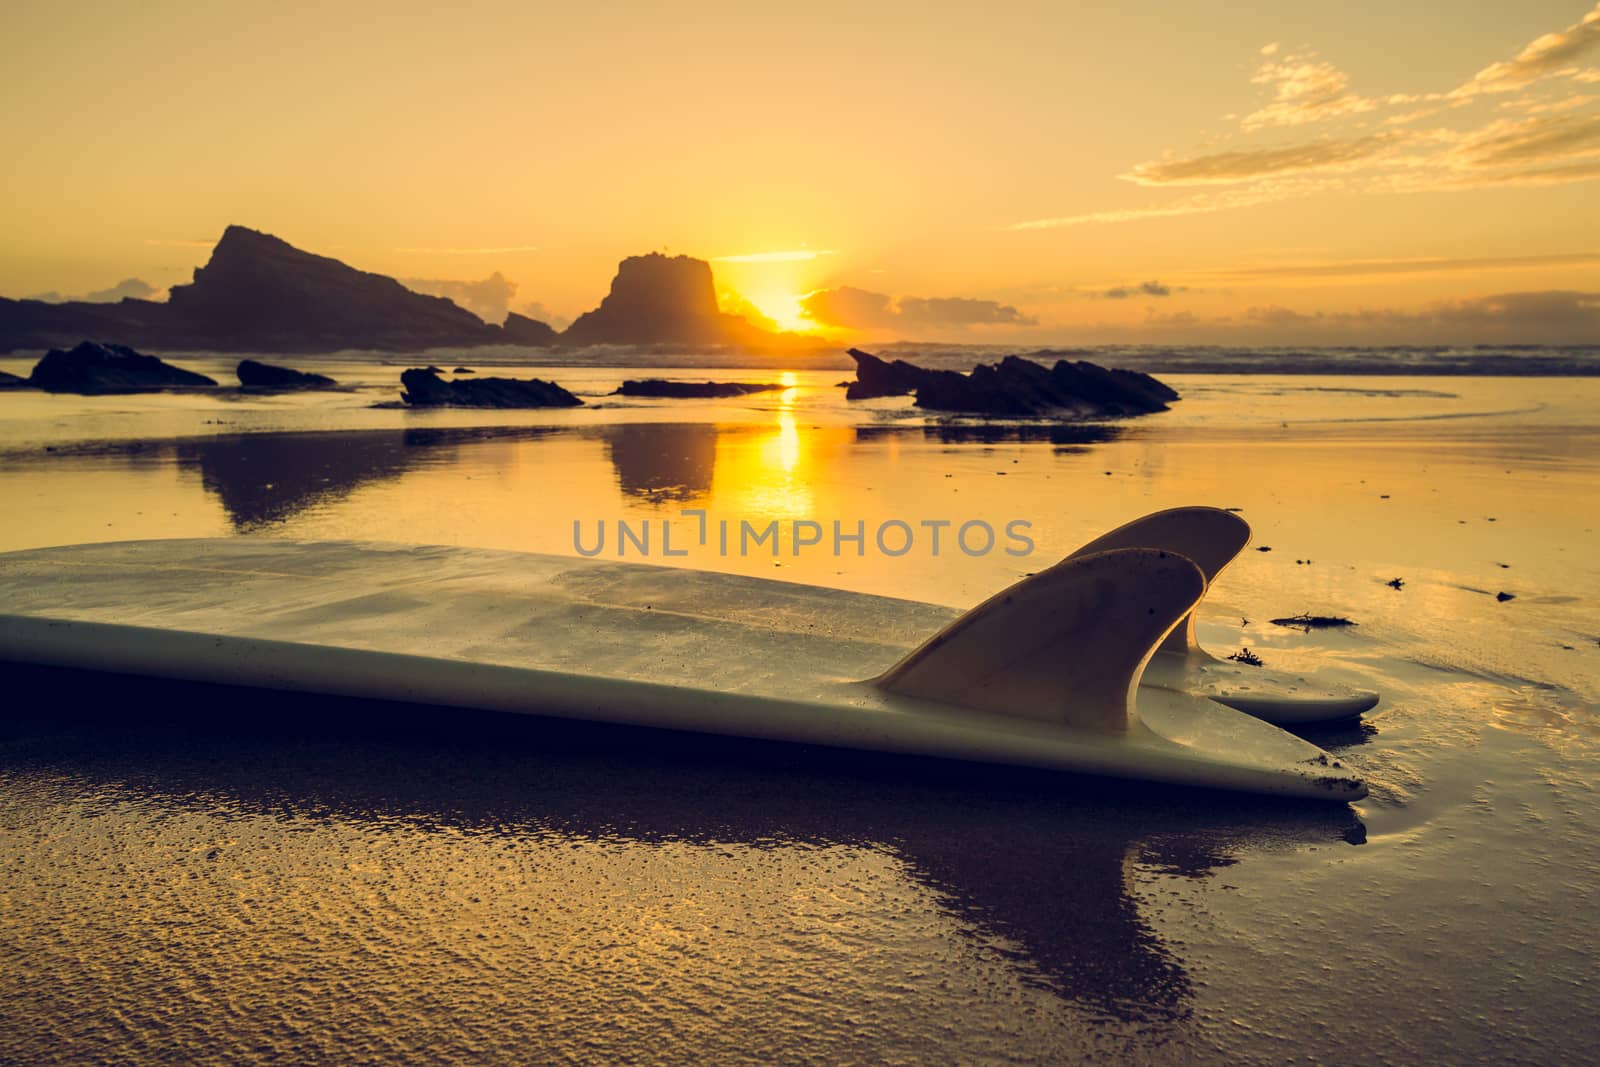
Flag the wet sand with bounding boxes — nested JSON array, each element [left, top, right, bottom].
[[0, 361, 1597, 1062]]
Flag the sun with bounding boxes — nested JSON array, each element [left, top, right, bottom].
[[731, 286, 824, 335]]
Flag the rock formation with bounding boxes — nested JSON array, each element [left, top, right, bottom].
[[844, 349, 1178, 417], [28, 341, 217, 394], [613, 379, 783, 398], [561, 253, 777, 347], [236, 359, 337, 389], [845, 348, 936, 398], [399, 367, 582, 408], [0, 226, 559, 354], [499, 312, 559, 347]]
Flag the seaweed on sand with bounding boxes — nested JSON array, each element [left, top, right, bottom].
[[1269, 613, 1356, 631]]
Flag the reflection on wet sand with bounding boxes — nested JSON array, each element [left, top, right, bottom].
[[171, 427, 573, 530], [18, 415, 1130, 539], [600, 423, 718, 503], [855, 423, 1124, 447], [175, 432, 426, 529], [2, 669, 1362, 1041]]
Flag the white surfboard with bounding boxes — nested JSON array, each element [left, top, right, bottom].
[[1071, 507, 1380, 724], [0, 538, 1366, 801]]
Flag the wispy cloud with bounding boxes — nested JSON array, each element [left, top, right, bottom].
[[1206, 250, 1600, 281], [714, 249, 838, 263], [1015, 5, 1600, 228], [1133, 290, 1600, 344], [1451, 2, 1600, 98], [799, 286, 1035, 329], [1009, 184, 1304, 230], [27, 278, 164, 304], [1453, 109, 1600, 166], [1242, 49, 1375, 131], [1125, 131, 1409, 186], [1103, 280, 1176, 299], [394, 245, 540, 255], [402, 272, 519, 323]]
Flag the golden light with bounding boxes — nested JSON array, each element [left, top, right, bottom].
[[746, 290, 820, 334]]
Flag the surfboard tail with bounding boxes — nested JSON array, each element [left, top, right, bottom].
[[874, 548, 1206, 732], [1067, 507, 1250, 655]]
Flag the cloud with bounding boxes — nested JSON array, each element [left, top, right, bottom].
[[1009, 184, 1304, 229], [394, 245, 540, 255], [714, 249, 837, 263], [1209, 251, 1600, 281], [1430, 289, 1600, 333], [1243, 50, 1376, 131], [896, 296, 1037, 326], [797, 286, 895, 328], [402, 272, 519, 323], [515, 300, 571, 331], [1125, 132, 1407, 186], [1452, 2, 1600, 98], [1143, 290, 1600, 344], [1453, 110, 1600, 167], [27, 277, 164, 303], [715, 290, 779, 332], [1103, 280, 1175, 299], [1015, 8, 1600, 227], [798, 286, 1035, 330]]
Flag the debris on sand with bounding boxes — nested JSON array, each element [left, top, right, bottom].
[[1497, 591, 1515, 602], [1270, 613, 1357, 631], [1227, 648, 1263, 667], [1387, 577, 1405, 589]]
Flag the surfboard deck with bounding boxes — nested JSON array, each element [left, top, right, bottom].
[[0, 538, 1367, 801]]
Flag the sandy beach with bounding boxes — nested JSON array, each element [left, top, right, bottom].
[[1, 356, 1596, 1063]]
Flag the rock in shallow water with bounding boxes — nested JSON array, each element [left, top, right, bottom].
[[399, 367, 582, 408], [236, 359, 337, 389], [29, 341, 216, 394], [846, 348, 1177, 416], [613, 379, 782, 399]]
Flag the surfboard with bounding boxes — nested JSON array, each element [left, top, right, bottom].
[[0, 538, 1367, 801], [1072, 507, 1380, 724]]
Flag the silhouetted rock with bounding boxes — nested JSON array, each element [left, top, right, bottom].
[[399, 367, 582, 408], [845, 348, 935, 399], [236, 358, 336, 389], [844, 349, 1178, 417], [0, 369, 30, 389], [29, 341, 216, 394], [562, 253, 777, 347], [499, 312, 559, 346], [614, 379, 783, 398], [0, 295, 169, 354], [452, 366, 474, 374], [163, 226, 504, 352], [0, 226, 529, 354], [1046, 359, 1179, 413]]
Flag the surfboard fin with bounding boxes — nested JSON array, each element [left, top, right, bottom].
[[1072, 507, 1380, 724], [1067, 506, 1250, 655], [874, 548, 1206, 732]]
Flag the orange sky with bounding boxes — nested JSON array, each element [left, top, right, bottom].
[[3, 1, 1599, 344]]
